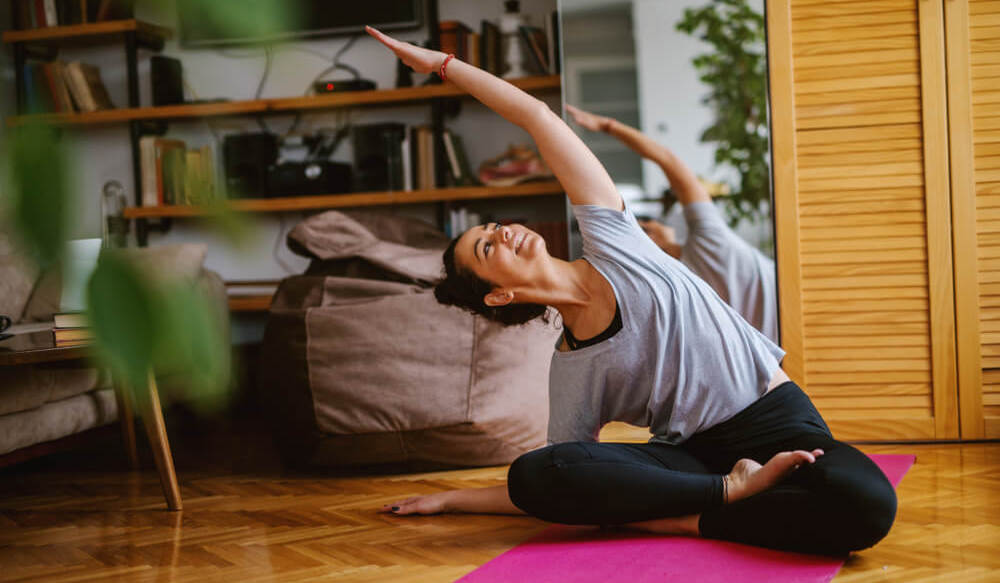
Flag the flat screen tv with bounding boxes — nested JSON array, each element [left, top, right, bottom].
[[177, 0, 424, 47]]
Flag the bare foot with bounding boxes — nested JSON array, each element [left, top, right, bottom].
[[725, 449, 824, 503], [625, 514, 701, 536]]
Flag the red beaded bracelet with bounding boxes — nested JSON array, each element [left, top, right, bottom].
[[439, 53, 456, 81]]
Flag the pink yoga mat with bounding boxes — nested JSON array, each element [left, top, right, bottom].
[[457, 454, 914, 583]]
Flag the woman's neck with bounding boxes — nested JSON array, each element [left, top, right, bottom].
[[545, 259, 615, 333]]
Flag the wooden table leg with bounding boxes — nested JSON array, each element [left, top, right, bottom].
[[137, 369, 182, 511], [112, 375, 140, 470]]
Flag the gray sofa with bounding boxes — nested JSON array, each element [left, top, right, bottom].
[[0, 230, 228, 458]]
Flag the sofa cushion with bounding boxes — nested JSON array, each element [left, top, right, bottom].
[[116, 243, 209, 284], [0, 388, 117, 455], [0, 228, 39, 322], [0, 363, 104, 416]]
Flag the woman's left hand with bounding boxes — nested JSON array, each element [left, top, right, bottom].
[[566, 104, 612, 133], [366, 26, 446, 75]]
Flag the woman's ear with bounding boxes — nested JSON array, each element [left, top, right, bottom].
[[484, 288, 514, 307]]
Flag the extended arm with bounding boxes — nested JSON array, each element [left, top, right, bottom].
[[384, 484, 525, 516], [565, 104, 710, 206], [367, 27, 621, 210]]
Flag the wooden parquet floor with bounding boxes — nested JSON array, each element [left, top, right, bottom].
[[1, 419, 998, 582]]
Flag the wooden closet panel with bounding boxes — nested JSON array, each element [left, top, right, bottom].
[[949, 0, 1000, 438], [769, 0, 958, 439]]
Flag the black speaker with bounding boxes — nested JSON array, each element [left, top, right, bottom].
[[351, 123, 407, 192], [223, 132, 278, 198], [266, 161, 353, 197], [150, 56, 184, 106]]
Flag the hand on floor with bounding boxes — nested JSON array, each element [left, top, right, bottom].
[[382, 491, 451, 515]]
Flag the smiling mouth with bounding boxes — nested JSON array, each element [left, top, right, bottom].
[[514, 233, 526, 254]]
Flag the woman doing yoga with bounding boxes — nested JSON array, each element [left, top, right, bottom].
[[368, 26, 896, 556], [565, 104, 778, 343]]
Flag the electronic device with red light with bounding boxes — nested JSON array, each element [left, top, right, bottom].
[[313, 79, 377, 94]]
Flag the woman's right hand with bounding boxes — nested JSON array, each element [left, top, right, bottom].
[[382, 491, 453, 515], [366, 26, 446, 75], [565, 104, 612, 133]]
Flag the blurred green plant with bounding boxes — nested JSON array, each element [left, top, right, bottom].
[[2, 0, 303, 409], [169, 0, 300, 43], [7, 122, 69, 269], [677, 0, 770, 228], [87, 252, 230, 408]]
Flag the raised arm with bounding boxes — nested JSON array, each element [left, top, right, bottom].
[[367, 27, 621, 210], [565, 104, 710, 206]]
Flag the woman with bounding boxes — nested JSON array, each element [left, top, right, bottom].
[[565, 104, 778, 343], [367, 27, 896, 556]]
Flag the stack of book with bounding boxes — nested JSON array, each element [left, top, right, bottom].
[[22, 60, 114, 114], [139, 138, 219, 206], [52, 312, 91, 347]]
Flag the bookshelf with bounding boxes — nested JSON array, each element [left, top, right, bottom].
[[5, 74, 561, 127], [6, 4, 569, 313], [1, 19, 170, 48], [123, 181, 565, 219]]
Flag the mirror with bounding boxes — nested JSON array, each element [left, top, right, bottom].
[[559, 0, 778, 343]]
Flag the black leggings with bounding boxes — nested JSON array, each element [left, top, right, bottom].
[[507, 382, 897, 556]]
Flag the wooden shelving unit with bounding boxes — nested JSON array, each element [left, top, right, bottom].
[[7, 8, 570, 316], [1, 19, 171, 47], [5, 75, 562, 128], [123, 181, 564, 219]]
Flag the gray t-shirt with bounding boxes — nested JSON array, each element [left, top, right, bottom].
[[681, 201, 779, 343], [547, 202, 785, 445]]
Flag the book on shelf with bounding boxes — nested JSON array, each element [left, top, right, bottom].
[[23, 64, 56, 113], [87, 0, 133, 22], [439, 20, 474, 64], [413, 125, 437, 191], [185, 145, 219, 204], [546, 10, 561, 75], [64, 61, 115, 112], [480, 20, 502, 76], [442, 130, 478, 187], [518, 25, 549, 75], [140, 136, 186, 206], [14, 0, 89, 30], [45, 61, 75, 112], [400, 127, 413, 192], [466, 32, 481, 68]]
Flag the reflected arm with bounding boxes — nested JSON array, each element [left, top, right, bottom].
[[601, 118, 710, 206]]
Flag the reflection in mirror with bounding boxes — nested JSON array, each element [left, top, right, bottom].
[[559, 0, 778, 343]]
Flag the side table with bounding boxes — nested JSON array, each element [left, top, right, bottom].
[[0, 326, 182, 511]]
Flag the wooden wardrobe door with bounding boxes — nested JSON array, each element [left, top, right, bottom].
[[948, 0, 1000, 439], [768, 0, 959, 440]]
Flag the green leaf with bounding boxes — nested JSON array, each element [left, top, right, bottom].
[[5, 123, 70, 269], [87, 253, 158, 393]]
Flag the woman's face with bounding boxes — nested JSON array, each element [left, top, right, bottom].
[[454, 223, 550, 293]]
